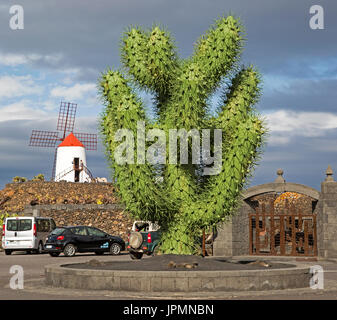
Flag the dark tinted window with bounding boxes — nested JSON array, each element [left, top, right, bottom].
[[87, 227, 106, 237], [20, 220, 32, 231], [50, 228, 65, 236], [37, 219, 50, 232], [50, 219, 56, 230], [70, 227, 88, 236], [6, 220, 18, 231], [7, 219, 32, 231]]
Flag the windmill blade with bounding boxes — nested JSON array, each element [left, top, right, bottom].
[[57, 102, 77, 134], [74, 132, 97, 151], [29, 130, 59, 147]]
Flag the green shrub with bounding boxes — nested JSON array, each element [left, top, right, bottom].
[[0, 212, 17, 228], [32, 174, 45, 181], [12, 176, 27, 183]]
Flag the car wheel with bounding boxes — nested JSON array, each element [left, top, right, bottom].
[[34, 242, 44, 254], [63, 244, 76, 257], [5, 250, 12, 255], [130, 251, 143, 260], [152, 245, 160, 256], [95, 251, 104, 255], [49, 252, 60, 257], [110, 243, 122, 255]]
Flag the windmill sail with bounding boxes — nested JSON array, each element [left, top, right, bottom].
[[73, 132, 97, 151], [28, 101, 97, 182], [57, 102, 77, 136], [29, 130, 59, 147]]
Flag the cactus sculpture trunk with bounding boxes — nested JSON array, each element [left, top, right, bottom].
[[99, 16, 266, 255]]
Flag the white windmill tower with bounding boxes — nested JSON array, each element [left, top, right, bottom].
[[29, 102, 97, 182], [54, 132, 91, 182]]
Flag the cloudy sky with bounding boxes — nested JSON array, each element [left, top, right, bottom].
[[0, 0, 336, 190]]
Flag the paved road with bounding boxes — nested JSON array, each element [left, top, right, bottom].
[[1, 251, 337, 300], [0, 250, 134, 299]]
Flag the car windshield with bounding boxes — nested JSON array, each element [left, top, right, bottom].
[[135, 222, 149, 232], [7, 219, 32, 231], [50, 228, 65, 236]]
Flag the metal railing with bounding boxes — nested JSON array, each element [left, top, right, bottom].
[[54, 164, 94, 182]]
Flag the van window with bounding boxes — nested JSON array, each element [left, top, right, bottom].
[[7, 219, 32, 231], [50, 219, 56, 230], [6, 220, 18, 231], [37, 219, 50, 232]]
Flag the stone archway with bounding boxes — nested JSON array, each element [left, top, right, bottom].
[[243, 170, 320, 201], [213, 169, 321, 257], [247, 191, 318, 256], [244, 170, 319, 257]]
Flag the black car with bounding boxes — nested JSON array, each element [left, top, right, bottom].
[[44, 226, 125, 257]]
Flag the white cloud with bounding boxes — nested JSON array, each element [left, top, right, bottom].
[[0, 52, 63, 67], [0, 101, 49, 122], [0, 54, 28, 66], [265, 110, 337, 145], [50, 83, 96, 101], [0, 75, 43, 100], [40, 100, 58, 111]]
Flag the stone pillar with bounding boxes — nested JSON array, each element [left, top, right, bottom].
[[213, 220, 233, 256], [319, 165, 337, 258], [232, 202, 251, 255], [213, 201, 251, 257], [32, 208, 40, 217]]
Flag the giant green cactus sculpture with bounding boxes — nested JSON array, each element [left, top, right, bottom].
[[99, 16, 266, 255]]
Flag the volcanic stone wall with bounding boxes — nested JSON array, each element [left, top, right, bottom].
[[0, 181, 133, 244], [0, 181, 119, 213], [23, 204, 132, 241]]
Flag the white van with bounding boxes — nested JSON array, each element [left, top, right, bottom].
[[2, 216, 56, 255]]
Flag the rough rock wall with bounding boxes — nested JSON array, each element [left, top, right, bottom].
[[33, 204, 132, 241], [0, 181, 135, 245], [0, 181, 119, 213]]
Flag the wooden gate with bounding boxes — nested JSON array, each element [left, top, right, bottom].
[[249, 198, 317, 256]]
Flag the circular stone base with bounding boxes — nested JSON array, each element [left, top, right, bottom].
[[45, 256, 312, 292]]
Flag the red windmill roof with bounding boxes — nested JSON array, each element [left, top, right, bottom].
[[58, 132, 85, 148]]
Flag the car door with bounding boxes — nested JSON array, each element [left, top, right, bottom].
[[86, 227, 109, 251], [5, 218, 34, 249], [36, 218, 50, 246], [69, 227, 91, 251]]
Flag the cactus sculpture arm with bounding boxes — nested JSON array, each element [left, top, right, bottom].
[[99, 16, 266, 255]]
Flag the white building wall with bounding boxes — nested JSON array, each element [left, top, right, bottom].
[[54, 146, 91, 182]]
